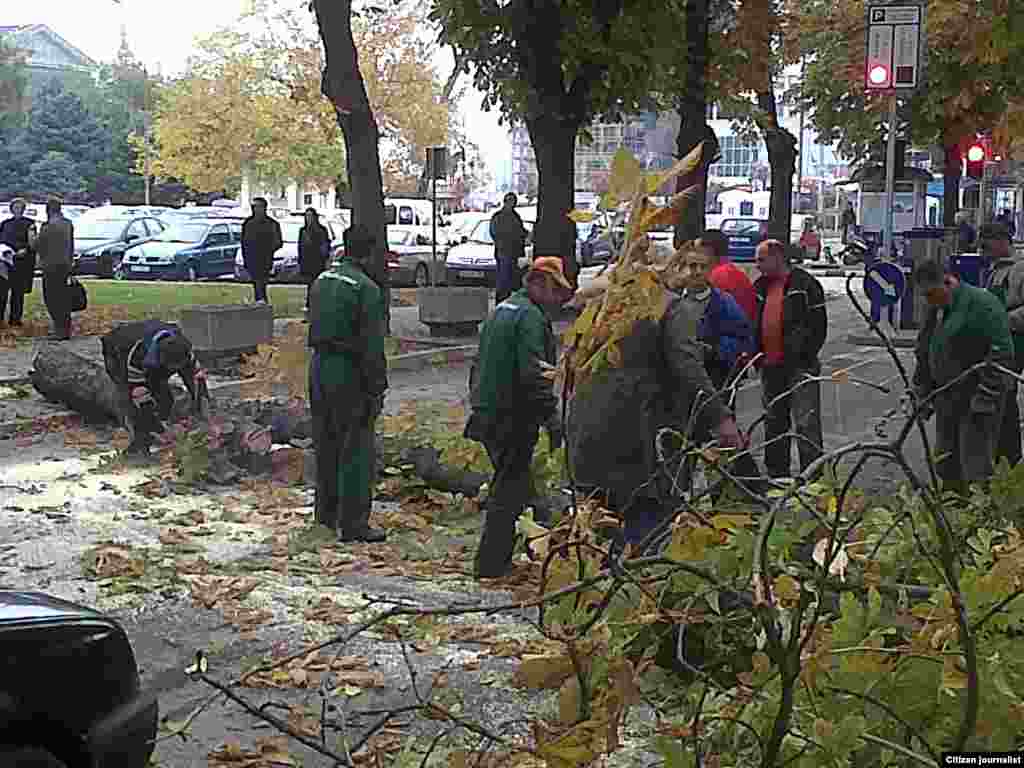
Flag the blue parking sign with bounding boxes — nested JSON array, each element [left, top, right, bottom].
[[864, 262, 906, 308]]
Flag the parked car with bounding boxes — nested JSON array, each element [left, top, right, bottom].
[[445, 217, 534, 286], [233, 217, 343, 283], [720, 218, 770, 262], [446, 212, 490, 246], [73, 216, 166, 277], [0, 590, 157, 767], [119, 218, 241, 281], [386, 228, 447, 287]]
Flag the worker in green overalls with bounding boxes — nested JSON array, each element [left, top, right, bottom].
[[308, 225, 389, 543], [982, 221, 1024, 466]]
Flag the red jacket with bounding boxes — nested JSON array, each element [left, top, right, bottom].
[[710, 262, 758, 323]]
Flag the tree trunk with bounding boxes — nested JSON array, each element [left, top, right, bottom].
[[943, 142, 961, 228], [29, 345, 122, 423], [673, 0, 719, 246], [526, 114, 579, 284], [312, 0, 390, 333], [757, 89, 798, 244]]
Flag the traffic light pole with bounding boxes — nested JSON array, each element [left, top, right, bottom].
[[882, 93, 898, 260]]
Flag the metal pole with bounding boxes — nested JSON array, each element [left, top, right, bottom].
[[796, 59, 806, 213], [882, 93, 898, 259], [977, 168, 986, 234], [431, 152, 437, 287], [144, 130, 151, 206]]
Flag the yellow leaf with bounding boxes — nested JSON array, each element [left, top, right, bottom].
[[537, 720, 604, 768], [607, 147, 645, 204], [512, 654, 575, 690], [558, 676, 581, 725], [666, 524, 718, 562], [710, 514, 753, 531], [943, 655, 969, 690], [516, 510, 551, 561], [643, 142, 705, 194], [773, 574, 801, 604], [567, 209, 597, 223], [634, 186, 700, 238]]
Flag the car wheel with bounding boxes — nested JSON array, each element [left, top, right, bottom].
[[185, 263, 198, 282], [0, 746, 68, 767], [113, 266, 126, 281], [414, 263, 429, 287]]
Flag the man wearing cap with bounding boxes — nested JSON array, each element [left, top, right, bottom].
[[464, 256, 575, 579], [102, 320, 207, 456], [0, 198, 37, 327], [982, 221, 1024, 465]]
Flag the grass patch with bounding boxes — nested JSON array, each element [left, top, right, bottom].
[[16, 279, 307, 333]]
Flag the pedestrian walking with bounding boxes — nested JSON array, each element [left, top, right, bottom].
[[567, 253, 745, 551], [102, 320, 206, 456], [957, 212, 977, 252], [0, 198, 38, 327], [997, 209, 1017, 240], [696, 230, 758, 322], [752, 239, 828, 478], [464, 257, 574, 578], [299, 207, 331, 316], [981, 221, 1024, 466], [241, 197, 283, 304], [841, 202, 856, 245], [34, 198, 75, 340], [912, 259, 1014, 492], [489, 193, 528, 303], [307, 225, 389, 543]]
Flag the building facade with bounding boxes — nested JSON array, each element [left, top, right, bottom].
[[0, 23, 97, 83]]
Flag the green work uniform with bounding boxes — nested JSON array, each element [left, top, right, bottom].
[[465, 288, 558, 578], [914, 281, 1014, 491], [986, 258, 1024, 466], [307, 258, 388, 534]]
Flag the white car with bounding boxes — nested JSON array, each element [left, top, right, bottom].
[[386, 228, 447, 287], [445, 216, 535, 287]]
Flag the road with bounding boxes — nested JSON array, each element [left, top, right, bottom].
[[0, 277, 948, 765]]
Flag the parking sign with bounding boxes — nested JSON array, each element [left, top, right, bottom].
[[865, 5, 923, 91]]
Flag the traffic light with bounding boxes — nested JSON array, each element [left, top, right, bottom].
[[965, 141, 986, 180]]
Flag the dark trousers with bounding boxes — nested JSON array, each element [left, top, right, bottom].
[[253, 278, 269, 303], [495, 258, 521, 305], [42, 266, 71, 338], [761, 365, 823, 478], [309, 354, 375, 533], [935, 395, 1003, 493], [476, 424, 539, 578], [103, 349, 171, 452], [0, 278, 7, 324], [7, 283, 24, 323], [999, 382, 1022, 467]]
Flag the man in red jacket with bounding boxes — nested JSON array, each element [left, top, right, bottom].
[[697, 230, 758, 323]]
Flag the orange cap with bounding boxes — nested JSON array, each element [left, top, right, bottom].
[[528, 256, 573, 290]]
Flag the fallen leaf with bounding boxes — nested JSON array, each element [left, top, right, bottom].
[[512, 654, 575, 690], [186, 576, 259, 610], [85, 544, 147, 579], [159, 527, 193, 547], [208, 736, 296, 766], [811, 538, 850, 582]]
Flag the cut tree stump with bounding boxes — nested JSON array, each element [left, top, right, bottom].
[[29, 344, 122, 424]]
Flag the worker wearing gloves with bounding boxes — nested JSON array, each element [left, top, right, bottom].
[[307, 225, 389, 543], [101, 320, 206, 455], [464, 257, 575, 579]]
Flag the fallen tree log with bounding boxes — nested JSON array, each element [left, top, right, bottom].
[[29, 344, 123, 424]]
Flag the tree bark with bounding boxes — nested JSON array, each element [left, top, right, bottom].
[[29, 345, 122, 423], [943, 142, 961, 228], [312, 0, 391, 333], [757, 88, 798, 244], [673, 0, 720, 246], [526, 114, 579, 283]]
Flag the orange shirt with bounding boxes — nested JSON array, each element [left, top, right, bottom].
[[761, 278, 786, 366]]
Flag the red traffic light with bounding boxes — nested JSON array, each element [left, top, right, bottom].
[[966, 144, 985, 163], [868, 65, 889, 85]]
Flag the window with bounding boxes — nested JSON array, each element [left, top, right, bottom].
[[303, 194, 313, 205], [712, 136, 759, 178], [143, 218, 164, 237], [229, 223, 243, 242], [207, 224, 230, 246], [740, 201, 754, 216], [398, 206, 415, 225], [126, 220, 148, 240]]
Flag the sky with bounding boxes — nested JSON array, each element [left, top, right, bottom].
[[5, 0, 512, 187]]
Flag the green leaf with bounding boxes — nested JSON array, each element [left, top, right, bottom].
[[867, 586, 882, 628]]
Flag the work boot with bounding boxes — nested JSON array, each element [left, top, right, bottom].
[[338, 525, 387, 543]]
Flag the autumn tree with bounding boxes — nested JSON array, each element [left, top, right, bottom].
[[0, 34, 28, 129], [432, 0, 681, 264]]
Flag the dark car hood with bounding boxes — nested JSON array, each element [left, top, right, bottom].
[[0, 590, 106, 623]]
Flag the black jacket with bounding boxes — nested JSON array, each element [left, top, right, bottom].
[[101, 320, 199, 417], [241, 215, 283, 277], [752, 267, 828, 372], [489, 207, 526, 265], [0, 216, 37, 290], [298, 222, 330, 279]]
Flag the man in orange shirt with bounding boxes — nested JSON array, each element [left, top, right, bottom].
[[697, 230, 758, 323], [752, 240, 828, 478]]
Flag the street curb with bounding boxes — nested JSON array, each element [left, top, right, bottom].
[[387, 345, 478, 373], [845, 333, 917, 349]]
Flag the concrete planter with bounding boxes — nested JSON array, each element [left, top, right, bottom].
[[179, 304, 274, 363], [416, 286, 489, 337]]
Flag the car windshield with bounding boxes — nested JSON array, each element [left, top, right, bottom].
[[154, 222, 208, 243], [470, 220, 493, 244], [723, 220, 765, 236], [281, 222, 304, 242], [75, 219, 127, 239]]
